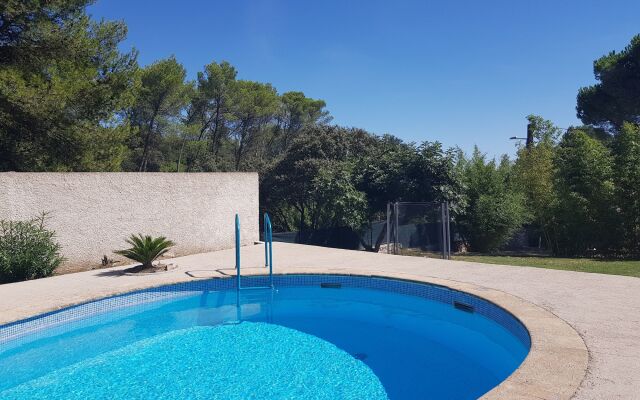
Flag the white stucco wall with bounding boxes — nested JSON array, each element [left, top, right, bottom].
[[0, 172, 259, 268]]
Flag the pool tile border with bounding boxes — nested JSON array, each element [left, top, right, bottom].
[[0, 274, 530, 350]]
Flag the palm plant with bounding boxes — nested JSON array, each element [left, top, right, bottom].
[[114, 234, 175, 271]]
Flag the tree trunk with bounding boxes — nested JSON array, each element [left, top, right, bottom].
[[234, 126, 246, 171], [210, 101, 223, 158], [359, 223, 387, 252], [139, 105, 160, 172], [176, 132, 188, 172]]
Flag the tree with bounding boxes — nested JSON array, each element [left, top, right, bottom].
[[525, 114, 564, 144], [127, 57, 191, 171], [512, 115, 561, 249], [411, 142, 464, 206], [308, 161, 367, 230], [457, 148, 529, 252], [182, 61, 237, 171], [612, 122, 640, 253], [277, 91, 331, 149], [577, 34, 640, 131], [0, 0, 138, 171], [552, 129, 616, 255], [228, 80, 278, 170], [355, 135, 417, 216], [356, 137, 461, 211], [262, 126, 366, 232]]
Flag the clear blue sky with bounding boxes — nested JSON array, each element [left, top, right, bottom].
[[88, 0, 640, 157]]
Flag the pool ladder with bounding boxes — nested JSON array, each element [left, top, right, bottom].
[[235, 213, 274, 291]]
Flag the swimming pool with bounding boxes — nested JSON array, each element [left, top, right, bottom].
[[0, 274, 529, 399]]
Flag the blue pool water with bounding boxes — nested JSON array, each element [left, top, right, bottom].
[[2, 323, 387, 400], [0, 275, 529, 399]]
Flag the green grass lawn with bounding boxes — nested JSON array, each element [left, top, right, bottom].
[[450, 254, 640, 278], [395, 248, 640, 277]]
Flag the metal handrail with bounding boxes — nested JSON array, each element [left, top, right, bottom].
[[235, 213, 274, 291], [264, 213, 273, 285], [235, 214, 241, 291]]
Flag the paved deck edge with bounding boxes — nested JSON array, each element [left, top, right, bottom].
[[0, 268, 588, 400]]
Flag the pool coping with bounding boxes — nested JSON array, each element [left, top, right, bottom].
[[0, 267, 588, 400]]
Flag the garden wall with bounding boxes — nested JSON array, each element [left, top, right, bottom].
[[0, 173, 259, 269]]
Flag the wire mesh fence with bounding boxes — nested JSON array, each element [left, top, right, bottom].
[[386, 202, 451, 259], [268, 202, 452, 259], [268, 202, 552, 258]]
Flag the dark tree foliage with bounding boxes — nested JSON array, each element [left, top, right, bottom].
[[512, 114, 640, 258], [126, 57, 191, 172], [351, 135, 463, 250], [0, 0, 138, 171], [261, 126, 369, 233], [182, 61, 237, 171], [260, 125, 463, 251], [0, 0, 90, 64], [456, 148, 529, 253], [612, 123, 640, 254], [551, 129, 617, 256], [577, 35, 640, 131], [276, 91, 331, 150], [354, 135, 462, 215]]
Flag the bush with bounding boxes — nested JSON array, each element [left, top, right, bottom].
[[457, 148, 530, 252], [468, 191, 529, 252], [0, 214, 64, 284]]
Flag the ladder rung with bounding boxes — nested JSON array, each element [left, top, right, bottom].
[[238, 286, 273, 290]]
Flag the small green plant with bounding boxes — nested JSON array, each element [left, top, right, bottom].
[[114, 234, 175, 271], [101, 255, 115, 267], [0, 213, 64, 284]]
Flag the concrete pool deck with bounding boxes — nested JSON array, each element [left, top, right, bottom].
[[0, 243, 638, 399]]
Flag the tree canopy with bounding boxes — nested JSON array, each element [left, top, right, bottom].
[[577, 34, 640, 131], [0, 0, 138, 171], [127, 57, 192, 172]]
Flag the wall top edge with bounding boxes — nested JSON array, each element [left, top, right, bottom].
[[0, 172, 258, 176]]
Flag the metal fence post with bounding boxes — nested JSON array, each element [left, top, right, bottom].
[[446, 202, 451, 259], [386, 202, 391, 254], [441, 203, 445, 259], [394, 202, 399, 255]]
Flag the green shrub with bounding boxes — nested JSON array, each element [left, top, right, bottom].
[[0, 214, 64, 284], [457, 148, 530, 252], [114, 234, 175, 271]]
